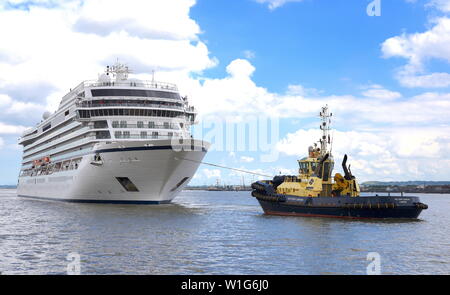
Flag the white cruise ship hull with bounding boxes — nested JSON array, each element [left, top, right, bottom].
[[17, 139, 209, 204]]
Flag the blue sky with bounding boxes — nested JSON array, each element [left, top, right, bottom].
[[193, 0, 427, 93], [1, 0, 450, 185]]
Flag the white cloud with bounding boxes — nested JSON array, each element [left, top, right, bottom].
[[0, 122, 29, 134], [395, 72, 450, 88], [276, 127, 450, 181], [0, 0, 217, 120], [243, 50, 256, 59], [202, 168, 221, 179], [74, 0, 200, 40], [190, 60, 450, 128], [361, 84, 402, 100], [240, 156, 254, 163], [427, 0, 450, 12], [254, 0, 304, 10], [0, 94, 12, 107], [286, 84, 322, 97], [382, 17, 450, 88]]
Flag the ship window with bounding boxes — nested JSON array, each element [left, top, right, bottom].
[[83, 108, 183, 118], [96, 131, 111, 139], [323, 162, 330, 181], [123, 131, 130, 138], [91, 89, 180, 100], [112, 121, 119, 128], [115, 177, 139, 192], [148, 121, 155, 128], [140, 131, 147, 139], [115, 131, 122, 139], [152, 131, 158, 139], [94, 121, 108, 128], [163, 122, 169, 129], [42, 124, 51, 132], [120, 121, 127, 128], [65, 110, 70, 116], [137, 121, 144, 128], [168, 132, 173, 138]]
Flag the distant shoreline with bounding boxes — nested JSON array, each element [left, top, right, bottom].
[[0, 185, 16, 189]]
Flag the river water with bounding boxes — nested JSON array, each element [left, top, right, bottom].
[[0, 189, 448, 274]]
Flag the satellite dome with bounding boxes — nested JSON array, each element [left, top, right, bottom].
[[42, 111, 51, 120], [98, 73, 111, 83]]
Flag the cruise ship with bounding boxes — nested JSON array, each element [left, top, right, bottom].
[[17, 62, 209, 204]]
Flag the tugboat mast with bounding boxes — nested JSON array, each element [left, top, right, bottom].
[[319, 105, 332, 157]]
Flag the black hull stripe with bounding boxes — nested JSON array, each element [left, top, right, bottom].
[[258, 200, 423, 219], [94, 145, 207, 154], [18, 195, 171, 205]]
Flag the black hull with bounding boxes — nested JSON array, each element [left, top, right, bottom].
[[251, 182, 428, 219], [257, 199, 423, 219]]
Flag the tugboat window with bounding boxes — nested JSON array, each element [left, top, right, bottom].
[[299, 162, 309, 174], [323, 162, 330, 181]]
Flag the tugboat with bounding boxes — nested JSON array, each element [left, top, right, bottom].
[[251, 106, 428, 219]]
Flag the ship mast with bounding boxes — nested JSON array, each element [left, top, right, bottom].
[[319, 105, 332, 156], [106, 60, 132, 81]]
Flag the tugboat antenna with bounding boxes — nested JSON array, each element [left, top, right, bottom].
[[319, 105, 332, 156]]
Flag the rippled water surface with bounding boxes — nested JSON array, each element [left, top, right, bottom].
[[0, 189, 449, 274]]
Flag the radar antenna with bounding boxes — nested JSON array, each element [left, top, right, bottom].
[[319, 105, 332, 156], [105, 60, 132, 81]]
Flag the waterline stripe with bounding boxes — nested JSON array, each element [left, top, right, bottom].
[[18, 195, 171, 205]]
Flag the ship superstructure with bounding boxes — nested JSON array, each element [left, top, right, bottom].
[[17, 62, 209, 203]]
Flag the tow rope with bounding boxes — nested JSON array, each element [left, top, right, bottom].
[[174, 157, 272, 178]]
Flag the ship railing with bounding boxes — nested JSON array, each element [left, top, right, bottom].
[[111, 123, 179, 130], [83, 80, 178, 91], [75, 101, 184, 110], [76, 113, 187, 121], [114, 134, 178, 140], [185, 106, 196, 112]]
